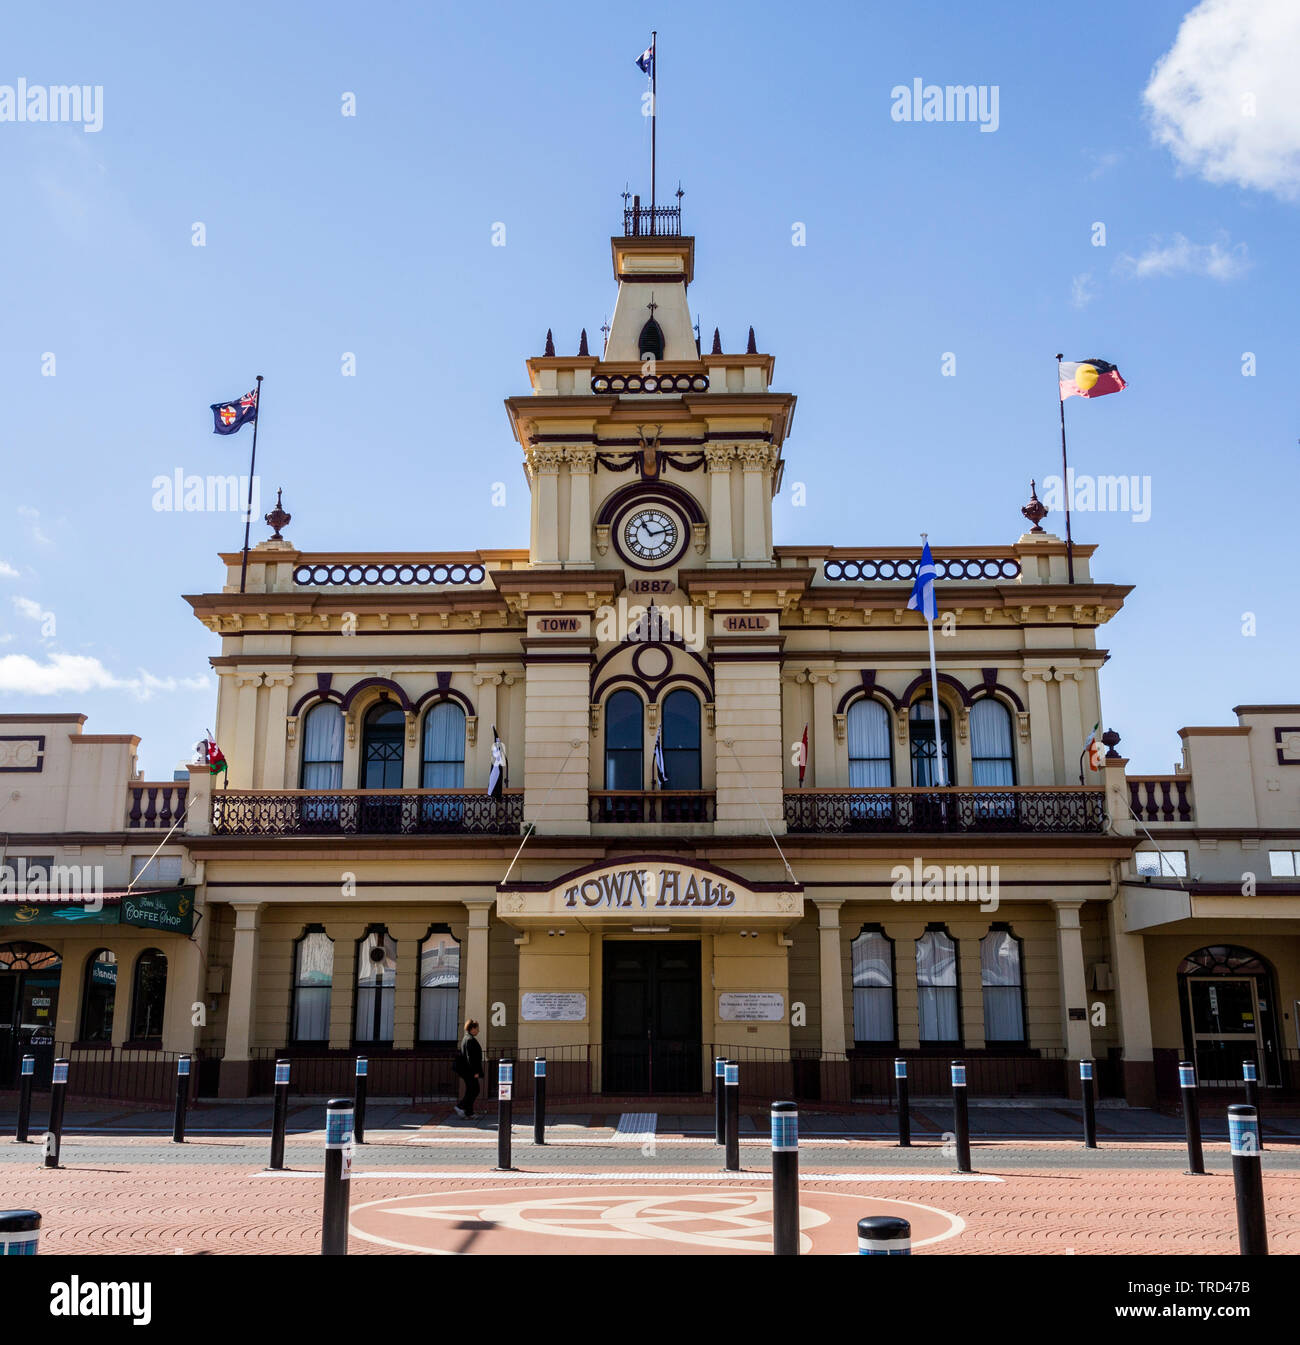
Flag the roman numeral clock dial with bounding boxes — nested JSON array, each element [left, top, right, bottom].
[[623, 507, 680, 563]]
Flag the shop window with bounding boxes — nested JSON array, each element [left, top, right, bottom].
[[1135, 850, 1187, 878], [418, 928, 461, 1043], [981, 926, 1025, 1043], [851, 926, 895, 1043], [661, 689, 702, 790], [300, 702, 345, 789], [129, 949, 168, 1042], [916, 927, 960, 1042], [355, 927, 396, 1044], [79, 949, 117, 1042], [291, 927, 334, 1042], [604, 690, 644, 790]]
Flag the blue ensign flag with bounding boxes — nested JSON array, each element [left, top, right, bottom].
[[636, 41, 654, 76], [210, 389, 258, 435], [907, 540, 938, 621]]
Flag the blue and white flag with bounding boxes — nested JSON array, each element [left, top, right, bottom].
[[487, 725, 508, 798], [635, 40, 655, 77], [907, 540, 938, 622], [652, 724, 668, 787]]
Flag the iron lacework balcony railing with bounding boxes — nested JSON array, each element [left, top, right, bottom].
[[590, 790, 715, 824], [784, 787, 1107, 835], [211, 789, 523, 837], [622, 201, 681, 237]]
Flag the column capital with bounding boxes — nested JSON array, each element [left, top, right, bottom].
[[704, 443, 736, 471], [565, 446, 597, 473]]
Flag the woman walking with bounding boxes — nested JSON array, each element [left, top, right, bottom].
[[454, 1018, 483, 1118]]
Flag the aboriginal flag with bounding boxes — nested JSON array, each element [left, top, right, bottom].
[[210, 388, 259, 434], [1059, 358, 1126, 401]]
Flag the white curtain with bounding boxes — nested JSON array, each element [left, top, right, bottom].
[[848, 699, 892, 788], [355, 931, 397, 1042], [970, 698, 1015, 787], [851, 929, 894, 1040], [301, 703, 344, 789], [418, 933, 461, 1041], [293, 931, 333, 1041], [917, 931, 959, 1041], [981, 929, 1025, 1041], [422, 702, 466, 788]]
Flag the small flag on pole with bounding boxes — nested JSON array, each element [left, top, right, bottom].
[[652, 724, 668, 788], [635, 39, 655, 76], [798, 724, 809, 787], [907, 541, 939, 621], [1059, 359, 1126, 401], [1085, 722, 1102, 772], [210, 389, 259, 435], [197, 733, 228, 780], [487, 726, 508, 798]]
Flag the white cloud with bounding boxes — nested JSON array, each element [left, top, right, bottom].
[[1070, 273, 1095, 309], [1118, 233, 1250, 280], [17, 506, 51, 546], [0, 561, 18, 579], [0, 652, 210, 701], [1144, 0, 1300, 201], [12, 596, 47, 623]]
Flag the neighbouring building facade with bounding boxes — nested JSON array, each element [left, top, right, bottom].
[[5, 204, 1298, 1108]]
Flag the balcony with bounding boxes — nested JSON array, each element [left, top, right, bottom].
[[784, 787, 1107, 835], [589, 791, 716, 824], [127, 782, 189, 829], [1128, 777, 1194, 824], [211, 789, 523, 837]]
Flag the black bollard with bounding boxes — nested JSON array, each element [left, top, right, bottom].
[[321, 1098, 354, 1256], [1228, 1105, 1268, 1256], [495, 1060, 514, 1171], [724, 1060, 740, 1172], [714, 1056, 725, 1146], [15, 1055, 35, 1143], [950, 1060, 971, 1174], [771, 1101, 799, 1256], [533, 1057, 547, 1146], [172, 1054, 191, 1144], [895, 1058, 911, 1148], [0, 1210, 41, 1256], [353, 1056, 368, 1145], [1243, 1061, 1263, 1150], [1179, 1061, 1204, 1175], [44, 1058, 68, 1170], [1080, 1058, 1097, 1149], [269, 1058, 290, 1171], [858, 1215, 910, 1256]]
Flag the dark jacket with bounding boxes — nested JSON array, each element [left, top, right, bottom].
[[460, 1032, 483, 1078]]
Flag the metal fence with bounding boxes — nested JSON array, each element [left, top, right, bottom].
[[43, 1043, 204, 1107]]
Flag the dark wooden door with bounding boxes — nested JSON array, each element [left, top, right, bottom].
[[603, 941, 701, 1094]]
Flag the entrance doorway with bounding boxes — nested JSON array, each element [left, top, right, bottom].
[[0, 943, 62, 1087], [602, 941, 701, 1094], [1185, 976, 1264, 1084]]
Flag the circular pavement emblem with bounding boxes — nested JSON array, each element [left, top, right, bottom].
[[349, 1183, 963, 1255]]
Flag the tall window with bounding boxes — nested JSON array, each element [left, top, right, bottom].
[[301, 702, 345, 788], [355, 927, 396, 1043], [604, 690, 644, 790], [909, 697, 955, 787], [916, 928, 959, 1042], [361, 701, 405, 788], [292, 927, 334, 1042], [637, 317, 665, 360], [851, 926, 895, 1043], [847, 699, 893, 787], [661, 689, 701, 790], [130, 949, 168, 1041], [981, 927, 1025, 1042], [422, 702, 466, 788], [418, 928, 461, 1043], [970, 698, 1016, 787], [79, 949, 117, 1042]]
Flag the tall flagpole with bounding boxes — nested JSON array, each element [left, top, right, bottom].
[[238, 373, 264, 595], [1055, 354, 1075, 585], [921, 532, 946, 788], [650, 30, 657, 217]]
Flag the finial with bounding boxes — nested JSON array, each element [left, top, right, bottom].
[[264, 487, 291, 541], [578, 328, 589, 357], [675, 181, 684, 205], [544, 328, 555, 357], [710, 326, 722, 355], [1021, 479, 1048, 533], [621, 184, 631, 207], [746, 326, 757, 354], [1101, 728, 1122, 759]]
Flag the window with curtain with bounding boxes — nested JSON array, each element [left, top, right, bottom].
[[851, 927, 895, 1043], [300, 702, 345, 788], [916, 928, 959, 1042], [292, 927, 334, 1042], [848, 698, 893, 787], [361, 701, 405, 788], [909, 697, 955, 786], [79, 949, 116, 1042], [981, 927, 1025, 1042], [970, 698, 1016, 786], [421, 701, 466, 788], [604, 689, 644, 790], [661, 689, 701, 790], [129, 949, 168, 1041], [418, 929, 461, 1043], [355, 928, 397, 1043]]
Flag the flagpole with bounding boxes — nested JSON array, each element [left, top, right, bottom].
[[650, 31, 657, 218], [921, 532, 946, 788], [1055, 354, 1075, 585], [238, 373, 264, 595]]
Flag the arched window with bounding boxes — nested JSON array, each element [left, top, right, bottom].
[[851, 926, 895, 1043], [604, 690, 644, 790], [130, 949, 168, 1042], [981, 926, 1025, 1042], [970, 698, 1016, 787], [418, 927, 461, 1043], [916, 927, 959, 1042], [79, 949, 117, 1043], [361, 701, 405, 789], [291, 927, 334, 1042], [421, 701, 466, 788], [909, 697, 955, 787], [300, 702, 344, 788], [354, 927, 396, 1044], [661, 689, 702, 790], [637, 317, 665, 360], [848, 699, 893, 787]]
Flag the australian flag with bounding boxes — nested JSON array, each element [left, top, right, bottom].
[[210, 388, 258, 435], [635, 39, 654, 76]]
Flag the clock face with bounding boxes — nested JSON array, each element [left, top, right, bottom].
[[623, 507, 680, 563]]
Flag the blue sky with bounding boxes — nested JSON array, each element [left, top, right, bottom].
[[0, 0, 1295, 778]]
